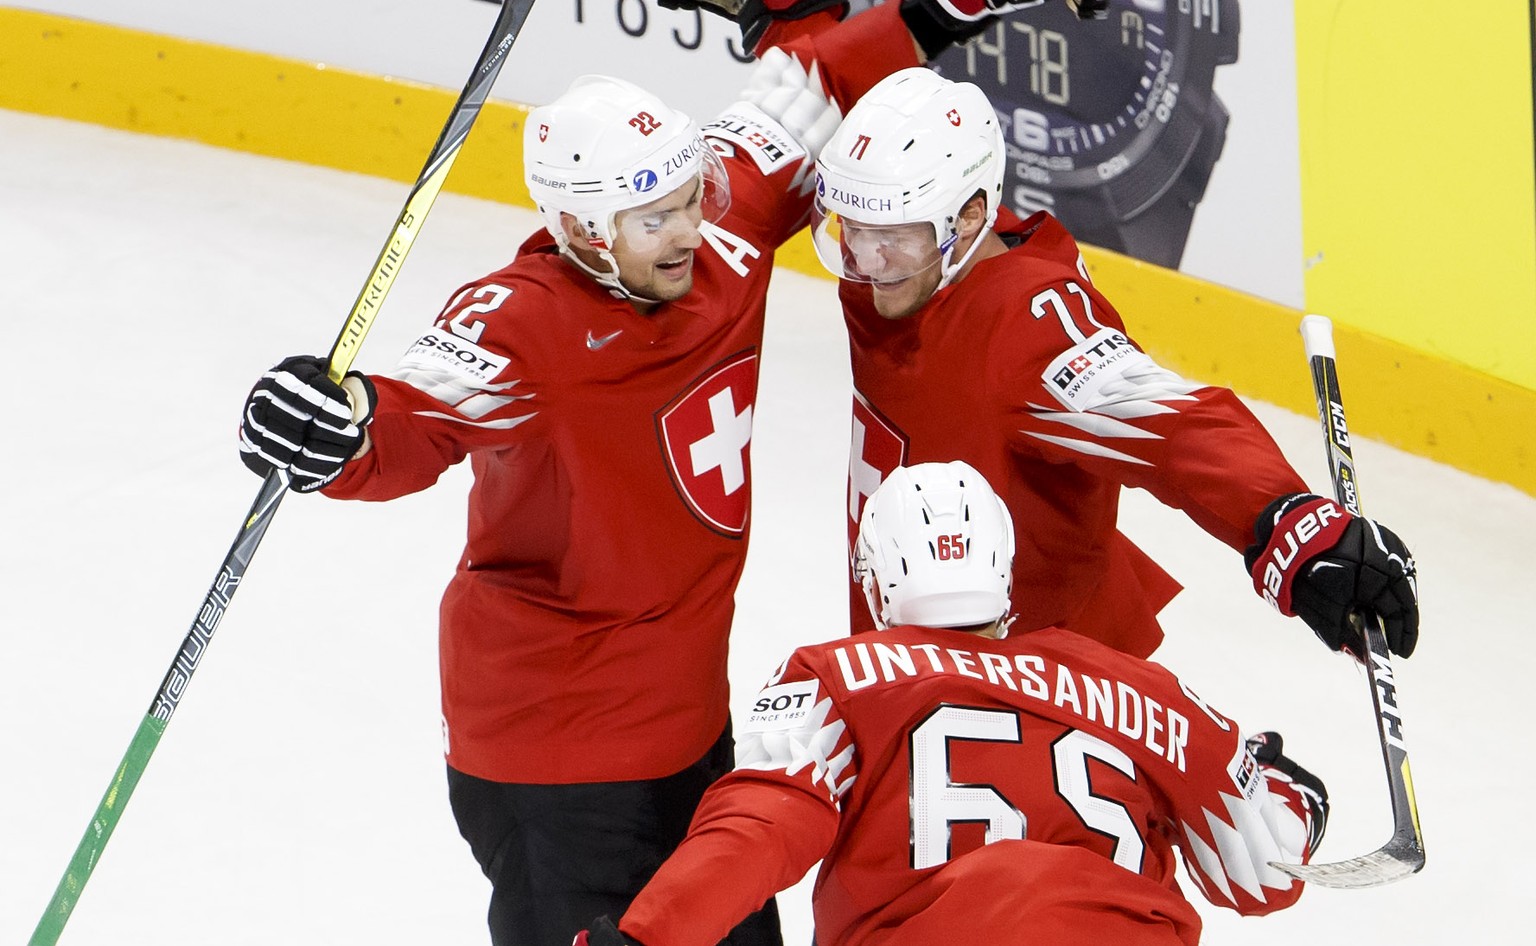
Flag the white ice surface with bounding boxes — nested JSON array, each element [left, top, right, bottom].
[[2, 110, 1531, 945]]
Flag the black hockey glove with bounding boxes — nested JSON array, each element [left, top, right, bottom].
[[1245, 492, 1419, 658], [656, 0, 849, 55], [1246, 731, 1329, 852], [572, 916, 645, 946], [1066, 0, 1109, 17], [238, 355, 375, 493]]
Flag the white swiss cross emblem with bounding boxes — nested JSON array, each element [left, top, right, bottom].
[[657, 351, 758, 536], [848, 389, 907, 526]]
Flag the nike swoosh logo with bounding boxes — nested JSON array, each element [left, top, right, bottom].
[[586, 329, 623, 351]]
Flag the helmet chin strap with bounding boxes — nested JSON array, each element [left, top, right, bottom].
[[934, 204, 1000, 292], [558, 247, 663, 305]]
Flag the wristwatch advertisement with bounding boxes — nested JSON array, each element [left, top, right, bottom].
[[927, 0, 1240, 270]]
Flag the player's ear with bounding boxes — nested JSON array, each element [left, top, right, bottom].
[[956, 190, 990, 240], [559, 211, 592, 251]]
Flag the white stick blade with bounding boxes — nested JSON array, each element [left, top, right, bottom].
[[1271, 841, 1424, 889]]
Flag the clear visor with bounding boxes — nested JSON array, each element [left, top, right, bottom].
[[610, 146, 731, 254], [811, 197, 942, 285]]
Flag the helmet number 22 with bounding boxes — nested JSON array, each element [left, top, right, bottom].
[[908, 706, 1145, 872], [629, 111, 662, 136]]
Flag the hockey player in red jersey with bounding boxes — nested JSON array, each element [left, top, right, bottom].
[[232, 5, 1086, 946], [575, 460, 1330, 946], [812, 68, 1419, 660]]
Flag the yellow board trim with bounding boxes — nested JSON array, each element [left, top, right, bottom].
[[0, 8, 532, 206], [4, 7, 1532, 496]]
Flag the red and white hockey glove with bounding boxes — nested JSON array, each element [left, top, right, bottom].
[[655, 0, 850, 54], [573, 916, 644, 946], [238, 355, 375, 493], [898, 0, 1102, 60], [1245, 493, 1420, 658], [1247, 731, 1329, 854]]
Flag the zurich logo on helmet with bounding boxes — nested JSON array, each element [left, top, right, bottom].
[[816, 174, 826, 197], [632, 169, 659, 192]]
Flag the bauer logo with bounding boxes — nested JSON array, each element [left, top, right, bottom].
[[742, 679, 820, 734]]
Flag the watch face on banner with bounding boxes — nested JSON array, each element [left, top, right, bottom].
[[850, 0, 1240, 269]]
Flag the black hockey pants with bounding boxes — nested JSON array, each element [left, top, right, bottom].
[[448, 726, 783, 946]]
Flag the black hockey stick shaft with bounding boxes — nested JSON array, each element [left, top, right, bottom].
[[1271, 314, 1425, 888], [29, 4, 536, 942]]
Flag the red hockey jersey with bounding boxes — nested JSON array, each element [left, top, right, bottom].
[[843, 211, 1308, 655], [322, 5, 921, 784], [622, 625, 1321, 946]]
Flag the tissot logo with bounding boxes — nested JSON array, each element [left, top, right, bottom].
[[1049, 332, 1131, 390]]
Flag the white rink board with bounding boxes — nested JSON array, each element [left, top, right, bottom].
[[23, 0, 1304, 308]]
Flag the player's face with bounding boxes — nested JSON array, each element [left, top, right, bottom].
[[610, 177, 708, 304], [844, 220, 943, 320]]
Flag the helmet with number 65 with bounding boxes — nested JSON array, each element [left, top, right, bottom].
[[854, 460, 1015, 630], [812, 68, 1004, 291], [523, 74, 731, 294]]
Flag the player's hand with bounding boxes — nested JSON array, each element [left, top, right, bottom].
[[1245, 493, 1419, 658], [1246, 731, 1329, 851], [901, 0, 1100, 59], [916, 0, 1048, 25], [656, 0, 748, 19], [238, 355, 375, 493], [573, 917, 645, 946], [658, 0, 850, 53]]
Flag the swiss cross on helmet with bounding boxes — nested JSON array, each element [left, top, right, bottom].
[[854, 460, 1015, 630], [811, 68, 1004, 290]]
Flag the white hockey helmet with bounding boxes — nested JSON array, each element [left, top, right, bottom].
[[523, 75, 730, 293], [811, 68, 1004, 290], [854, 460, 1015, 630]]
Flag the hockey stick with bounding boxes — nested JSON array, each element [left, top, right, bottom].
[[1268, 314, 1426, 889], [28, 3, 536, 942]]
